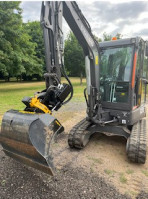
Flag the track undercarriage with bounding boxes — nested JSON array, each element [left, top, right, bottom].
[[126, 119, 147, 164], [68, 117, 147, 164]]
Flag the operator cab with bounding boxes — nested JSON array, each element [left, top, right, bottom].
[[99, 37, 148, 124]]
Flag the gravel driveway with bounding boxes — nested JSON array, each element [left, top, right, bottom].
[[0, 102, 148, 199]]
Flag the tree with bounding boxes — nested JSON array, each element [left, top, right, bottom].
[[103, 32, 122, 41], [116, 33, 122, 39], [93, 34, 102, 42], [0, 2, 22, 80], [0, 2, 43, 81], [18, 25, 43, 81], [64, 31, 85, 84], [103, 32, 112, 41], [23, 21, 45, 69]]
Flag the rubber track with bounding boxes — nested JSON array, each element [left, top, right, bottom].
[[68, 118, 92, 149], [126, 119, 147, 164]]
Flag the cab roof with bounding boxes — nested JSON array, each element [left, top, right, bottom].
[[99, 37, 144, 48]]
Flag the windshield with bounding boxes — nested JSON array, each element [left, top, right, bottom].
[[100, 45, 134, 103]]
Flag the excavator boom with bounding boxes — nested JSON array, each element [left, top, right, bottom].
[[0, 1, 99, 174]]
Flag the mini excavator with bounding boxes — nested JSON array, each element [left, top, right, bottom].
[[0, 1, 148, 175]]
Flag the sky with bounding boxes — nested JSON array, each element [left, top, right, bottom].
[[20, 1, 148, 40]]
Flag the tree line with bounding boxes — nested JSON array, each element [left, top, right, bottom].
[[0, 2, 122, 82]]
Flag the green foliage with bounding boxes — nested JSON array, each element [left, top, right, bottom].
[[93, 34, 102, 42], [126, 169, 134, 174], [0, 2, 43, 81], [23, 21, 45, 68], [0, 1, 22, 78], [104, 169, 115, 176], [119, 173, 127, 184], [64, 31, 85, 79], [116, 33, 122, 39], [103, 32, 112, 41], [103, 32, 122, 41]]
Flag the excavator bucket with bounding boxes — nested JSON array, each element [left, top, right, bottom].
[[0, 110, 64, 175]]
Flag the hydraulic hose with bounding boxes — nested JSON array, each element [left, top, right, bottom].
[[61, 61, 73, 105]]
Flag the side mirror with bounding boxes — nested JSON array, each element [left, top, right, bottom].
[[145, 41, 148, 57]]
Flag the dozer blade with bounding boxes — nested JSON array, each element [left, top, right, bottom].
[[0, 110, 64, 175]]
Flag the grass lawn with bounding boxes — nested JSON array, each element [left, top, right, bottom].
[[0, 77, 86, 124]]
